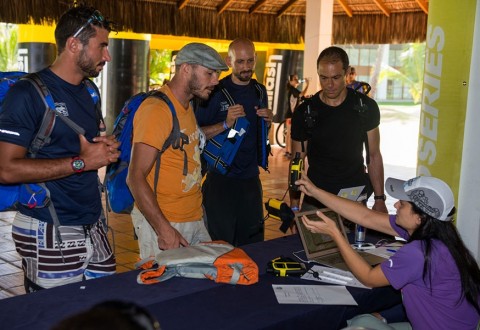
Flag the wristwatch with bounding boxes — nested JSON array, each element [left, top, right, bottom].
[[71, 156, 85, 173], [374, 194, 386, 201]]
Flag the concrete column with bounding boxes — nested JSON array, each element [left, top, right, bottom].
[[17, 25, 56, 72], [303, 0, 334, 94], [104, 34, 150, 134], [376, 44, 390, 101]]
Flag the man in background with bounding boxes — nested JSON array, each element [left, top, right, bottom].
[[290, 47, 387, 214], [195, 38, 273, 246], [346, 66, 371, 95]]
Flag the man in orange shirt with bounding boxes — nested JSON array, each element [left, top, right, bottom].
[[127, 43, 229, 258]]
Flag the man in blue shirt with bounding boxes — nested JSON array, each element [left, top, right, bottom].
[[0, 5, 120, 291], [195, 38, 272, 246]]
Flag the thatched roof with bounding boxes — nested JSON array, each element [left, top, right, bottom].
[[0, 0, 428, 44]]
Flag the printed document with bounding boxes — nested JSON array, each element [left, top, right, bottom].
[[272, 284, 357, 305]]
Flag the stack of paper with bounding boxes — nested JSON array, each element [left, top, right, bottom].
[[301, 265, 370, 289]]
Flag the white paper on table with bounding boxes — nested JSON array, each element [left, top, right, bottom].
[[301, 265, 371, 289], [364, 242, 404, 259], [272, 284, 358, 305]]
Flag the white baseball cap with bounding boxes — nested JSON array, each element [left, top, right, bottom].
[[385, 176, 455, 221]]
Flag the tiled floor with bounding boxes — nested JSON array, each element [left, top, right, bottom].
[[0, 146, 291, 300]]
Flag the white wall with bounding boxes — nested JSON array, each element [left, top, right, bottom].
[[457, 0, 480, 261]]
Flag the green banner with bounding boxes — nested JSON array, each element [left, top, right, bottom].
[[417, 0, 476, 202]]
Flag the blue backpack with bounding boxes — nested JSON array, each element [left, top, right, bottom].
[[0, 71, 28, 102], [105, 90, 189, 214], [202, 80, 270, 175]]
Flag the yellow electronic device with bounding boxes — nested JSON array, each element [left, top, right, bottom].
[[265, 198, 283, 220], [289, 152, 303, 191], [266, 257, 306, 277], [264, 199, 296, 233]]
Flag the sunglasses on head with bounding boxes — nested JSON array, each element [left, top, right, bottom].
[[72, 10, 105, 38]]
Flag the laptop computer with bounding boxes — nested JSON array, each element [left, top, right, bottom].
[[295, 208, 387, 271]]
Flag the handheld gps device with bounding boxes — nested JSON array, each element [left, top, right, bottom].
[[266, 256, 306, 277]]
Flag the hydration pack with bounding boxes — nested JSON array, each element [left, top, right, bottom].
[[202, 80, 270, 175], [104, 90, 189, 214], [136, 241, 259, 286]]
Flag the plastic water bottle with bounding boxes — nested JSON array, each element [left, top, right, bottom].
[[355, 224, 366, 245]]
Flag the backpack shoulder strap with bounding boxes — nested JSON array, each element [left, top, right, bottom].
[[352, 90, 371, 165], [147, 91, 190, 194], [220, 84, 235, 106], [21, 73, 57, 156], [252, 81, 270, 171], [83, 78, 106, 134], [222, 78, 265, 107], [148, 91, 189, 153], [251, 79, 266, 107], [23, 73, 86, 156]]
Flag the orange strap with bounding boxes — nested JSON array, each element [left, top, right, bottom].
[[213, 247, 259, 285], [139, 265, 167, 284]]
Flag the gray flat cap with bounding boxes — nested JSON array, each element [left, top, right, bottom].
[[175, 43, 228, 71]]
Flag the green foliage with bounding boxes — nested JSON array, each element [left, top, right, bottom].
[[0, 23, 19, 71], [149, 49, 172, 87], [379, 43, 425, 103]]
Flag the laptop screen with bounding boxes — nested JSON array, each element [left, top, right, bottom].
[[295, 208, 347, 258]]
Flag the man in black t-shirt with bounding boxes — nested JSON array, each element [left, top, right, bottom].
[[289, 47, 388, 214]]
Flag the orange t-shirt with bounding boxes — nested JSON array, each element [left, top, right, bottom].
[[132, 86, 203, 222]]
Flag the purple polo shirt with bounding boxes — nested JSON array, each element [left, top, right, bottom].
[[380, 215, 479, 329]]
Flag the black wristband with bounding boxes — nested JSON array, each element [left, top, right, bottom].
[[374, 194, 386, 201]]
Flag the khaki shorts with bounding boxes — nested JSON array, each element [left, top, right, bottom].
[[131, 207, 211, 259]]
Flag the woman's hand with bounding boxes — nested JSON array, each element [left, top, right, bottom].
[[301, 209, 339, 237], [295, 175, 317, 197]]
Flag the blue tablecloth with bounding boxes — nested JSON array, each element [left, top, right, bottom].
[[0, 234, 401, 329]]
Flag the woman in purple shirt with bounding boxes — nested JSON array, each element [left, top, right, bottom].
[[297, 175, 480, 330]]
